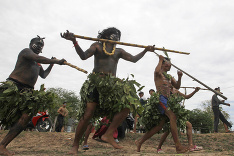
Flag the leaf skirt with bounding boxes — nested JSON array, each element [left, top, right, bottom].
[[0, 81, 55, 127], [142, 92, 189, 132], [78, 73, 141, 121]]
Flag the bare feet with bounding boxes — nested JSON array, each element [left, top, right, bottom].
[[176, 145, 189, 153], [67, 146, 79, 155], [0, 146, 15, 156], [101, 135, 123, 149], [135, 140, 141, 152], [225, 130, 233, 133]]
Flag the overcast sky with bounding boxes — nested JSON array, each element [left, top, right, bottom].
[[1, 0, 234, 129]]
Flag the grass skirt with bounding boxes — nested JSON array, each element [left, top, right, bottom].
[[142, 92, 189, 132], [78, 73, 143, 121], [0, 81, 55, 127]]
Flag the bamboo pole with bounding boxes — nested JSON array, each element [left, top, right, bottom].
[[182, 88, 187, 106], [63, 61, 88, 74], [74, 34, 190, 55], [153, 52, 228, 100], [181, 87, 209, 90]]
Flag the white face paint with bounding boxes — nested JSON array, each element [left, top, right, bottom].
[[109, 34, 119, 41], [31, 39, 44, 54]]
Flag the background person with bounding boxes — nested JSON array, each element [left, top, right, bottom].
[[55, 102, 68, 132], [212, 87, 232, 133]]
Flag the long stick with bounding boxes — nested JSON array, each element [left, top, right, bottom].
[[182, 88, 187, 106], [181, 87, 209, 90], [153, 52, 228, 100], [74, 34, 190, 55], [63, 61, 88, 74]]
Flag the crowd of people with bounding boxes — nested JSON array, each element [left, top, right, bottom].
[[0, 27, 232, 155]]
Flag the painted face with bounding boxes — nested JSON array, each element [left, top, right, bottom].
[[30, 38, 44, 54], [109, 33, 120, 41]]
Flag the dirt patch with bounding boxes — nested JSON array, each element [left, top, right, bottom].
[[0, 130, 234, 155]]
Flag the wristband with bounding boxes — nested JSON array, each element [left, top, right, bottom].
[[73, 41, 78, 47]]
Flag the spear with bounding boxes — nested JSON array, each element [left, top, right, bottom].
[[153, 52, 228, 100], [74, 34, 190, 55]]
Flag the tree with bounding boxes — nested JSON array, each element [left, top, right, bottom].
[[188, 108, 213, 133], [46, 87, 81, 130]]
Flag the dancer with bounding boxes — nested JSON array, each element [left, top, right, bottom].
[[135, 55, 188, 153], [61, 27, 154, 154], [0, 36, 65, 156], [156, 87, 203, 153]]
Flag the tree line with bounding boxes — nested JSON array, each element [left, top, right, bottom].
[[46, 87, 232, 133]]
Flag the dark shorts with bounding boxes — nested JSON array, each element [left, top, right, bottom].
[[7, 77, 34, 90], [157, 95, 169, 114], [87, 87, 99, 104]]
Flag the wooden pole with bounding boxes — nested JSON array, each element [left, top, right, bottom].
[[181, 87, 209, 90], [153, 52, 228, 100], [64, 61, 88, 74], [183, 88, 187, 106], [74, 34, 190, 55]]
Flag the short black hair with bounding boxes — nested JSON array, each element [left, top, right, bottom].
[[30, 35, 45, 45], [149, 89, 155, 93], [63, 102, 67, 104]]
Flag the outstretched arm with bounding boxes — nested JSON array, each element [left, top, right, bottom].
[[213, 95, 230, 106], [120, 45, 154, 63], [178, 87, 200, 99], [61, 30, 96, 60], [223, 103, 231, 106], [22, 49, 65, 65]]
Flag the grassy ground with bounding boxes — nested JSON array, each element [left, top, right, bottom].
[[0, 130, 234, 155]]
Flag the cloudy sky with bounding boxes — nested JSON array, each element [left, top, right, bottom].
[[1, 0, 234, 129]]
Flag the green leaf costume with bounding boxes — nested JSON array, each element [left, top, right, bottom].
[[78, 73, 142, 121], [0, 81, 56, 127], [142, 92, 189, 132]]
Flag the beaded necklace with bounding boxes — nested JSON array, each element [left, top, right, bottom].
[[103, 42, 116, 56]]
